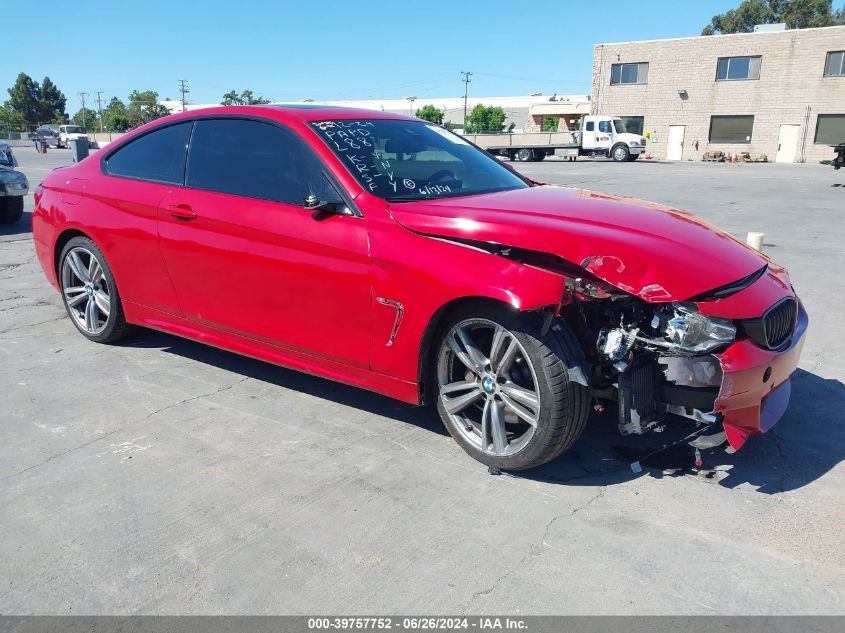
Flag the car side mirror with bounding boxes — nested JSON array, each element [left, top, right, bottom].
[[303, 194, 353, 218]]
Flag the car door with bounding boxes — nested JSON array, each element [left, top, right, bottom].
[[156, 117, 372, 369], [596, 119, 614, 153], [581, 120, 597, 149], [97, 120, 194, 314]]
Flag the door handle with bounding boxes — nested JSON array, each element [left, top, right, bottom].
[[167, 203, 197, 221]]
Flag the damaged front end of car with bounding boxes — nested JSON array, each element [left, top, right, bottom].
[[559, 265, 807, 453]]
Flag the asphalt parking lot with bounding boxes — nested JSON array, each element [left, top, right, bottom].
[[2, 147, 843, 615]]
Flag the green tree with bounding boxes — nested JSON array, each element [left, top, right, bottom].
[[0, 103, 26, 137], [465, 104, 507, 133], [102, 97, 130, 132], [39, 76, 66, 123], [415, 104, 443, 124], [702, 0, 844, 34], [541, 117, 560, 132], [127, 90, 169, 126], [72, 107, 99, 131], [221, 89, 272, 105], [7, 73, 41, 126]]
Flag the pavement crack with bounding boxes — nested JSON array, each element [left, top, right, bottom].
[[136, 376, 250, 423], [541, 485, 607, 548]]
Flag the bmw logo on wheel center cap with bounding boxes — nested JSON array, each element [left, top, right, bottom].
[[482, 376, 496, 393]]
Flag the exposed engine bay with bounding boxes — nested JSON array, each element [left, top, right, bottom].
[[474, 241, 776, 449], [561, 281, 730, 442]]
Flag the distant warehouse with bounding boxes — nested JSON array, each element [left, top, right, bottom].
[[591, 24, 845, 163]]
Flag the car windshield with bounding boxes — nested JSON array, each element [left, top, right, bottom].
[[613, 119, 627, 134], [309, 119, 528, 201], [65, 126, 84, 133]]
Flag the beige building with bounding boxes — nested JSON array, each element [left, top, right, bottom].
[[591, 25, 845, 163]]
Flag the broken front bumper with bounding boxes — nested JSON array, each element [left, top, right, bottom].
[[713, 299, 808, 450]]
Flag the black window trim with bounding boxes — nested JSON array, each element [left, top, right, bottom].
[[100, 114, 362, 217], [708, 114, 755, 144], [715, 55, 762, 82], [100, 119, 194, 187]]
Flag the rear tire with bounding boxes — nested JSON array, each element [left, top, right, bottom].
[[59, 236, 131, 344], [515, 148, 534, 162], [0, 197, 23, 224], [433, 303, 591, 471]]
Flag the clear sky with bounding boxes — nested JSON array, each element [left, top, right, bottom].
[[4, 0, 740, 112]]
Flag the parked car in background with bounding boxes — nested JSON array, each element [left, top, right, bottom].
[[33, 125, 60, 148], [0, 141, 28, 224], [31, 106, 807, 471], [58, 125, 91, 148]]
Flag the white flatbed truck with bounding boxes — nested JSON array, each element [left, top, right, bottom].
[[464, 115, 648, 162]]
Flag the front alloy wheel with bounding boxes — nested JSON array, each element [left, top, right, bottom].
[[434, 308, 591, 470], [438, 319, 541, 457]]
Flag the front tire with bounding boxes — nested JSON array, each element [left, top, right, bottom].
[[0, 197, 23, 224], [611, 144, 630, 162], [59, 236, 130, 344], [433, 304, 590, 471]]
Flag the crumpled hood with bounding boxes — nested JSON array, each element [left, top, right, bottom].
[[389, 185, 768, 302]]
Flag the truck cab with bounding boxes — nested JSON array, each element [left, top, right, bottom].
[[58, 125, 89, 149], [579, 115, 647, 161]]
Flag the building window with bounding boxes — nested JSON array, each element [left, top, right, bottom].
[[814, 114, 845, 144], [617, 116, 644, 135], [824, 51, 845, 76], [709, 115, 754, 143], [716, 56, 762, 81], [610, 62, 648, 85]]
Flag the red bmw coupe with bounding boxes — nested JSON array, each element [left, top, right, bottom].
[[32, 106, 807, 470]]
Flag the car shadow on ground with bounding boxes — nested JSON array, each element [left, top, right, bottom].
[[122, 330, 844, 494], [0, 211, 32, 238]]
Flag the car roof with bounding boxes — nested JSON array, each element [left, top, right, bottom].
[[163, 104, 418, 125]]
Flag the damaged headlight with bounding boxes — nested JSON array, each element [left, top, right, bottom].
[[660, 304, 735, 354]]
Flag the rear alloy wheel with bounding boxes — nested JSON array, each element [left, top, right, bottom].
[[612, 144, 630, 162], [59, 237, 130, 343], [515, 148, 534, 162], [0, 197, 23, 224], [434, 307, 590, 470]]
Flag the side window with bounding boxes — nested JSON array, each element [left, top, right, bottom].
[[186, 119, 322, 205], [105, 122, 192, 185], [585, 121, 595, 132], [598, 120, 612, 133]]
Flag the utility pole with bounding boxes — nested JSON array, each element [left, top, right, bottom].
[[78, 92, 89, 131], [461, 71, 473, 131], [178, 79, 189, 113], [406, 96, 417, 115], [95, 91, 104, 134]]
